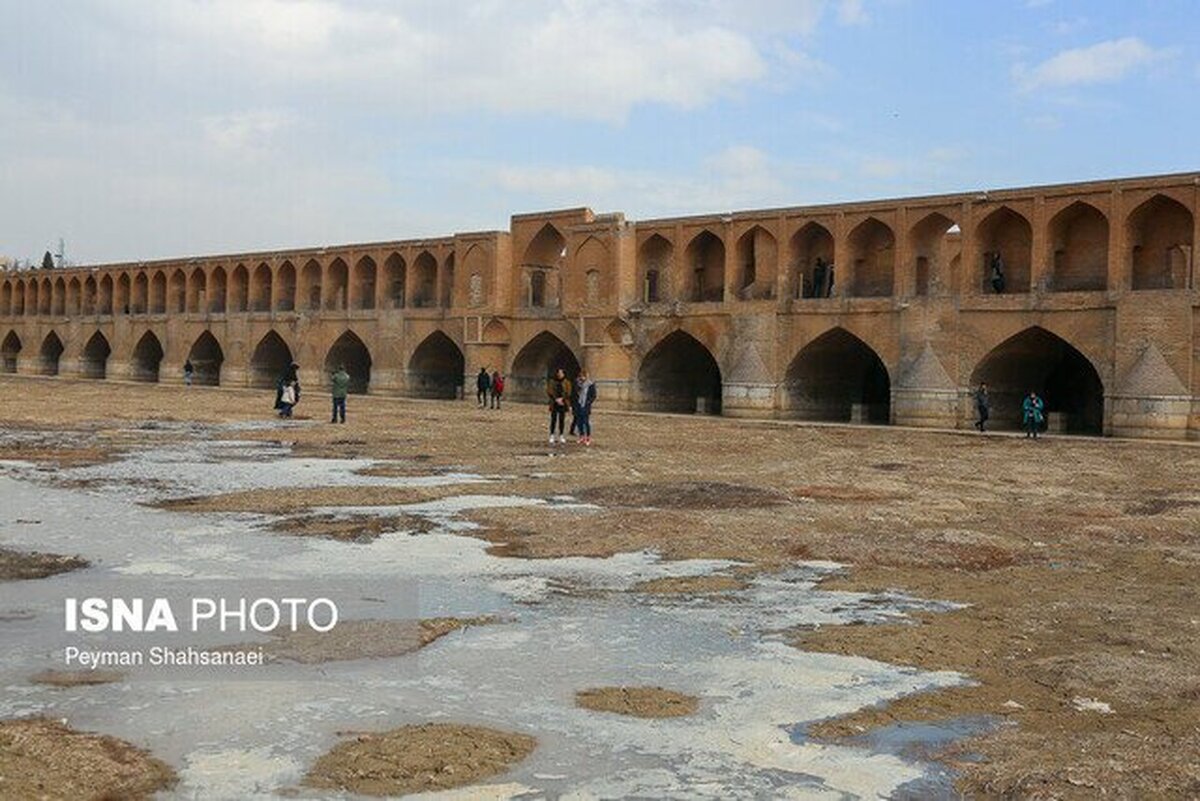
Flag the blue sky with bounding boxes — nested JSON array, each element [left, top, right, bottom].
[[1, 0, 1196, 264]]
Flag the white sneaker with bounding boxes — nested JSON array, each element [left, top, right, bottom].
[[557, 435, 566, 444], [549, 436, 556, 445]]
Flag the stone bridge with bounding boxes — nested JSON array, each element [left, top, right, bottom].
[[2, 171, 1198, 439]]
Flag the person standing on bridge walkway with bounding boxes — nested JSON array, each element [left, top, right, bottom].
[[974, 382, 990, 432], [1022, 391, 1044, 439], [330, 364, 350, 424]]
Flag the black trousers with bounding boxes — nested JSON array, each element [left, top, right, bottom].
[[549, 405, 566, 434]]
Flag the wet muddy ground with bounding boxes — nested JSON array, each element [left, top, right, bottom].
[[1, 375, 1199, 798]]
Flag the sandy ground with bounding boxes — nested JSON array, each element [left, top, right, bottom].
[[0, 547, 88, 582], [2, 375, 1200, 797], [576, 686, 700, 718], [303, 722, 537, 796]]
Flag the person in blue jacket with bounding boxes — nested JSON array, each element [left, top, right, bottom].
[[1022, 390, 1044, 439]]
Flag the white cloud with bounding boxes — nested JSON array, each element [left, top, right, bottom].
[[837, 0, 869, 26], [1014, 37, 1176, 92]]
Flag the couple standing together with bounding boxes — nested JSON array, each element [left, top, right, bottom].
[[546, 368, 596, 446]]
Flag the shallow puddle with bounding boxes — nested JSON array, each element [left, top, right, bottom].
[[0, 426, 968, 799]]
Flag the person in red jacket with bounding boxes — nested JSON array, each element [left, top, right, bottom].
[[490, 370, 504, 409]]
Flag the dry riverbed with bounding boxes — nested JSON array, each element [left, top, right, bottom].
[[2, 375, 1200, 797]]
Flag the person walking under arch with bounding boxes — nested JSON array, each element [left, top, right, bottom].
[[1022, 390, 1044, 439], [183, 359, 194, 387], [476, 367, 491, 408], [546, 367, 571, 445], [330, 363, 350, 424], [574, 368, 597, 446]]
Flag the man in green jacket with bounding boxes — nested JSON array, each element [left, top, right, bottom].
[[330, 364, 350, 424]]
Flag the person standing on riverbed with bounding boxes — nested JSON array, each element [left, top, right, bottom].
[[183, 359, 194, 387], [1022, 390, 1044, 439], [573, 369, 597, 446], [476, 367, 491, 408], [330, 364, 350, 424], [974, 382, 990, 432], [275, 362, 300, 418], [546, 367, 571, 445]]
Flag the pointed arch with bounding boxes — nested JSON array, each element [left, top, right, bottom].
[[908, 212, 957, 297], [1127, 194, 1193, 290], [510, 330, 580, 402], [275, 261, 296, 311], [1, 330, 20, 373], [734, 225, 777, 300], [324, 330, 372, 394], [149, 271, 167, 313], [167, 269, 186, 313], [352, 256, 376, 310], [412, 252, 438, 308], [67, 277, 82, 315], [970, 326, 1103, 434], [230, 264, 249, 312], [325, 258, 348, 310], [637, 329, 722, 414], [39, 331, 64, 375], [785, 328, 890, 423], [638, 234, 673, 304], [187, 267, 207, 313], [299, 259, 322, 311], [25, 279, 39, 317], [57, 276, 71, 316], [115, 273, 131, 314], [683, 229, 725, 302], [39, 277, 52, 315], [384, 253, 406, 309], [976, 206, 1032, 293], [131, 331, 164, 382], [209, 266, 227, 313], [0, 281, 10, 317], [521, 223, 566, 268], [250, 262, 272, 312], [848, 217, 896, 297], [10, 281, 24, 316], [407, 331, 465, 399], [187, 331, 224, 386], [81, 331, 111, 379], [1048, 201, 1108, 291], [82, 275, 97, 315], [249, 331, 294, 388], [98, 273, 114, 316]]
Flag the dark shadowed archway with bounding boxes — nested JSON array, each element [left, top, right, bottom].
[[785, 328, 890, 423], [324, 330, 372, 394], [510, 331, 580, 402], [188, 331, 224, 386], [81, 332, 111, 379], [2, 330, 20, 373], [971, 327, 1103, 434], [407, 331, 465, 399], [40, 332, 64, 375], [249, 331, 293, 389], [637, 330, 722, 414], [131, 331, 164, 382]]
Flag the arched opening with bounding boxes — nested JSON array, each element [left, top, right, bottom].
[[300, 260, 322, 311], [638, 234, 672, 303], [39, 278, 52, 315], [407, 331, 465, 399], [67, 278, 81, 315], [230, 265, 249, 312], [11, 282, 24, 316], [510, 331, 580, 402], [785, 328, 890, 423], [384, 253, 406, 308], [131, 331, 164, 382], [684, 230, 725, 302], [637, 330, 722, 414], [97, 275, 113, 316], [208, 267, 226, 313], [976, 206, 1032, 293], [412, 252, 438, 308], [40, 332, 64, 375], [789, 223, 835, 299], [115, 274, 131, 314], [25, 281, 38, 317], [132, 274, 147, 314], [2, 330, 20, 373], [0, 282, 10, 316], [166, 270, 184, 313], [324, 330, 372, 394], [440, 252, 455, 308], [187, 331, 224, 386], [82, 276, 97, 315], [908, 213, 957, 297], [971, 327, 1103, 434], [522, 223, 566, 268], [81, 331, 111, 379], [1128, 194, 1193, 290], [149, 272, 166, 313], [55, 278, 69, 316], [249, 331, 293, 389], [275, 261, 296, 311], [187, 269, 207, 313], [325, 258, 348, 310], [521, 225, 565, 309], [250, 263, 272, 312], [1048, 202, 1108, 291], [848, 217, 895, 297], [352, 256, 376, 310], [734, 225, 777, 300]]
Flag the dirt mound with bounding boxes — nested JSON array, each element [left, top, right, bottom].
[[0, 547, 88, 581], [578, 481, 791, 510], [220, 617, 496, 665], [267, 513, 436, 542], [576, 686, 699, 718], [30, 670, 124, 687], [633, 575, 746, 594], [0, 717, 175, 799], [303, 722, 536, 796], [156, 485, 451, 515]]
